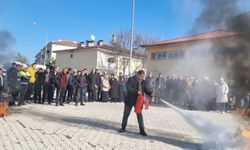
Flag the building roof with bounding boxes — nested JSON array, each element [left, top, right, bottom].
[[142, 29, 240, 47], [54, 44, 146, 58], [52, 40, 78, 47]]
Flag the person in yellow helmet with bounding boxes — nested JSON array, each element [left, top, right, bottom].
[[18, 66, 31, 106], [25, 63, 36, 102]]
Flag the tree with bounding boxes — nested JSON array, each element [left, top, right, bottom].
[[15, 53, 29, 64], [110, 29, 160, 74], [111, 29, 160, 53]]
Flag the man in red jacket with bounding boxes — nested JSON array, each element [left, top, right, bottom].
[[56, 68, 68, 106]]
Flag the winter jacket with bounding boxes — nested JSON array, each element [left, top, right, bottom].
[[7, 67, 18, 89], [216, 83, 229, 103], [109, 78, 119, 98], [18, 71, 31, 85], [87, 73, 96, 90], [125, 75, 153, 107], [58, 73, 68, 89], [76, 75, 88, 89], [27, 66, 36, 83], [35, 72, 44, 86], [101, 77, 110, 92]]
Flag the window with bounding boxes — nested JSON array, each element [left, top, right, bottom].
[[156, 53, 163, 59], [173, 51, 179, 58], [151, 53, 156, 60], [151, 50, 186, 60], [163, 52, 168, 59], [179, 50, 185, 58], [168, 51, 174, 59]]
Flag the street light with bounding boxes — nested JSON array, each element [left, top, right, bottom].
[[32, 21, 49, 65], [129, 0, 135, 76]]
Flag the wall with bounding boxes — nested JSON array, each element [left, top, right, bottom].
[[146, 38, 236, 78], [35, 44, 76, 65], [55, 49, 97, 71]]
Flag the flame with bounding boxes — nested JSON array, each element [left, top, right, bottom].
[[242, 130, 250, 138]]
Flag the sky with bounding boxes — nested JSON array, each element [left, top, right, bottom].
[[1, 0, 250, 63]]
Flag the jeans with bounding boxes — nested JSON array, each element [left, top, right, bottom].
[[77, 87, 87, 104], [78, 88, 87, 101], [121, 104, 145, 131]]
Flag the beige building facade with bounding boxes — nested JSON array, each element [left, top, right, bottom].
[[143, 30, 240, 79], [55, 43, 144, 75]]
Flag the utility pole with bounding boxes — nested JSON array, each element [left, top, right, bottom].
[[129, 0, 135, 76]]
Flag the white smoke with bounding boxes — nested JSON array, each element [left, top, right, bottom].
[[160, 99, 246, 150]]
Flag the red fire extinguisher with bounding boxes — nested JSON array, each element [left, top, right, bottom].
[[135, 94, 144, 113], [144, 96, 149, 110]]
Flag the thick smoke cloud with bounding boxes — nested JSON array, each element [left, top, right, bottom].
[[190, 0, 240, 33], [186, 0, 250, 88], [0, 30, 15, 50], [0, 30, 15, 65]]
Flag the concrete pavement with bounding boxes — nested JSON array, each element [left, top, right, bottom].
[[0, 102, 242, 150]]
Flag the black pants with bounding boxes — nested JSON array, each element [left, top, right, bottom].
[[56, 87, 66, 106], [25, 83, 34, 101], [217, 103, 226, 112], [121, 104, 145, 131], [42, 84, 50, 103], [9, 86, 19, 105], [33, 84, 42, 103], [18, 84, 28, 105], [88, 89, 96, 101], [66, 85, 74, 102], [74, 87, 79, 100], [101, 91, 109, 102]]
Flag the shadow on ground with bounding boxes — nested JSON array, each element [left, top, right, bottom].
[[12, 106, 202, 149]]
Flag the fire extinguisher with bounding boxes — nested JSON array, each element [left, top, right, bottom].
[[135, 94, 144, 113], [144, 95, 149, 110]]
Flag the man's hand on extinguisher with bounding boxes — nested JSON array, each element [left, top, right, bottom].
[[138, 91, 142, 95]]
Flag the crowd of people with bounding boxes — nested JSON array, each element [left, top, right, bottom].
[[150, 73, 250, 113], [0, 62, 249, 114], [0, 63, 127, 106]]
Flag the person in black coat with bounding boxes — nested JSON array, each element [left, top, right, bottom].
[[118, 73, 127, 102], [95, 69, 102, 101], [109, 74, 119, 102], [87, 68, 97, 102], [119, 70, 152, 136], [42, 67, 51, 104], [7, 63, 19, 105], [145, 72, 155, 104], [33, 68, 44, 103], [75, 70, 88, 106]]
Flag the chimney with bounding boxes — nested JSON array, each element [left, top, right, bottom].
[[86, 40, 94, 47], [78, 42, 85, 48], [97, 40, 104, 46]]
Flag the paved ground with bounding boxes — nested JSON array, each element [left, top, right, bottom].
[[0, 102, 242, 150]]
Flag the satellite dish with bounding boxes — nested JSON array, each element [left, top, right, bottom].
[[90, 35, 96, 41]]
